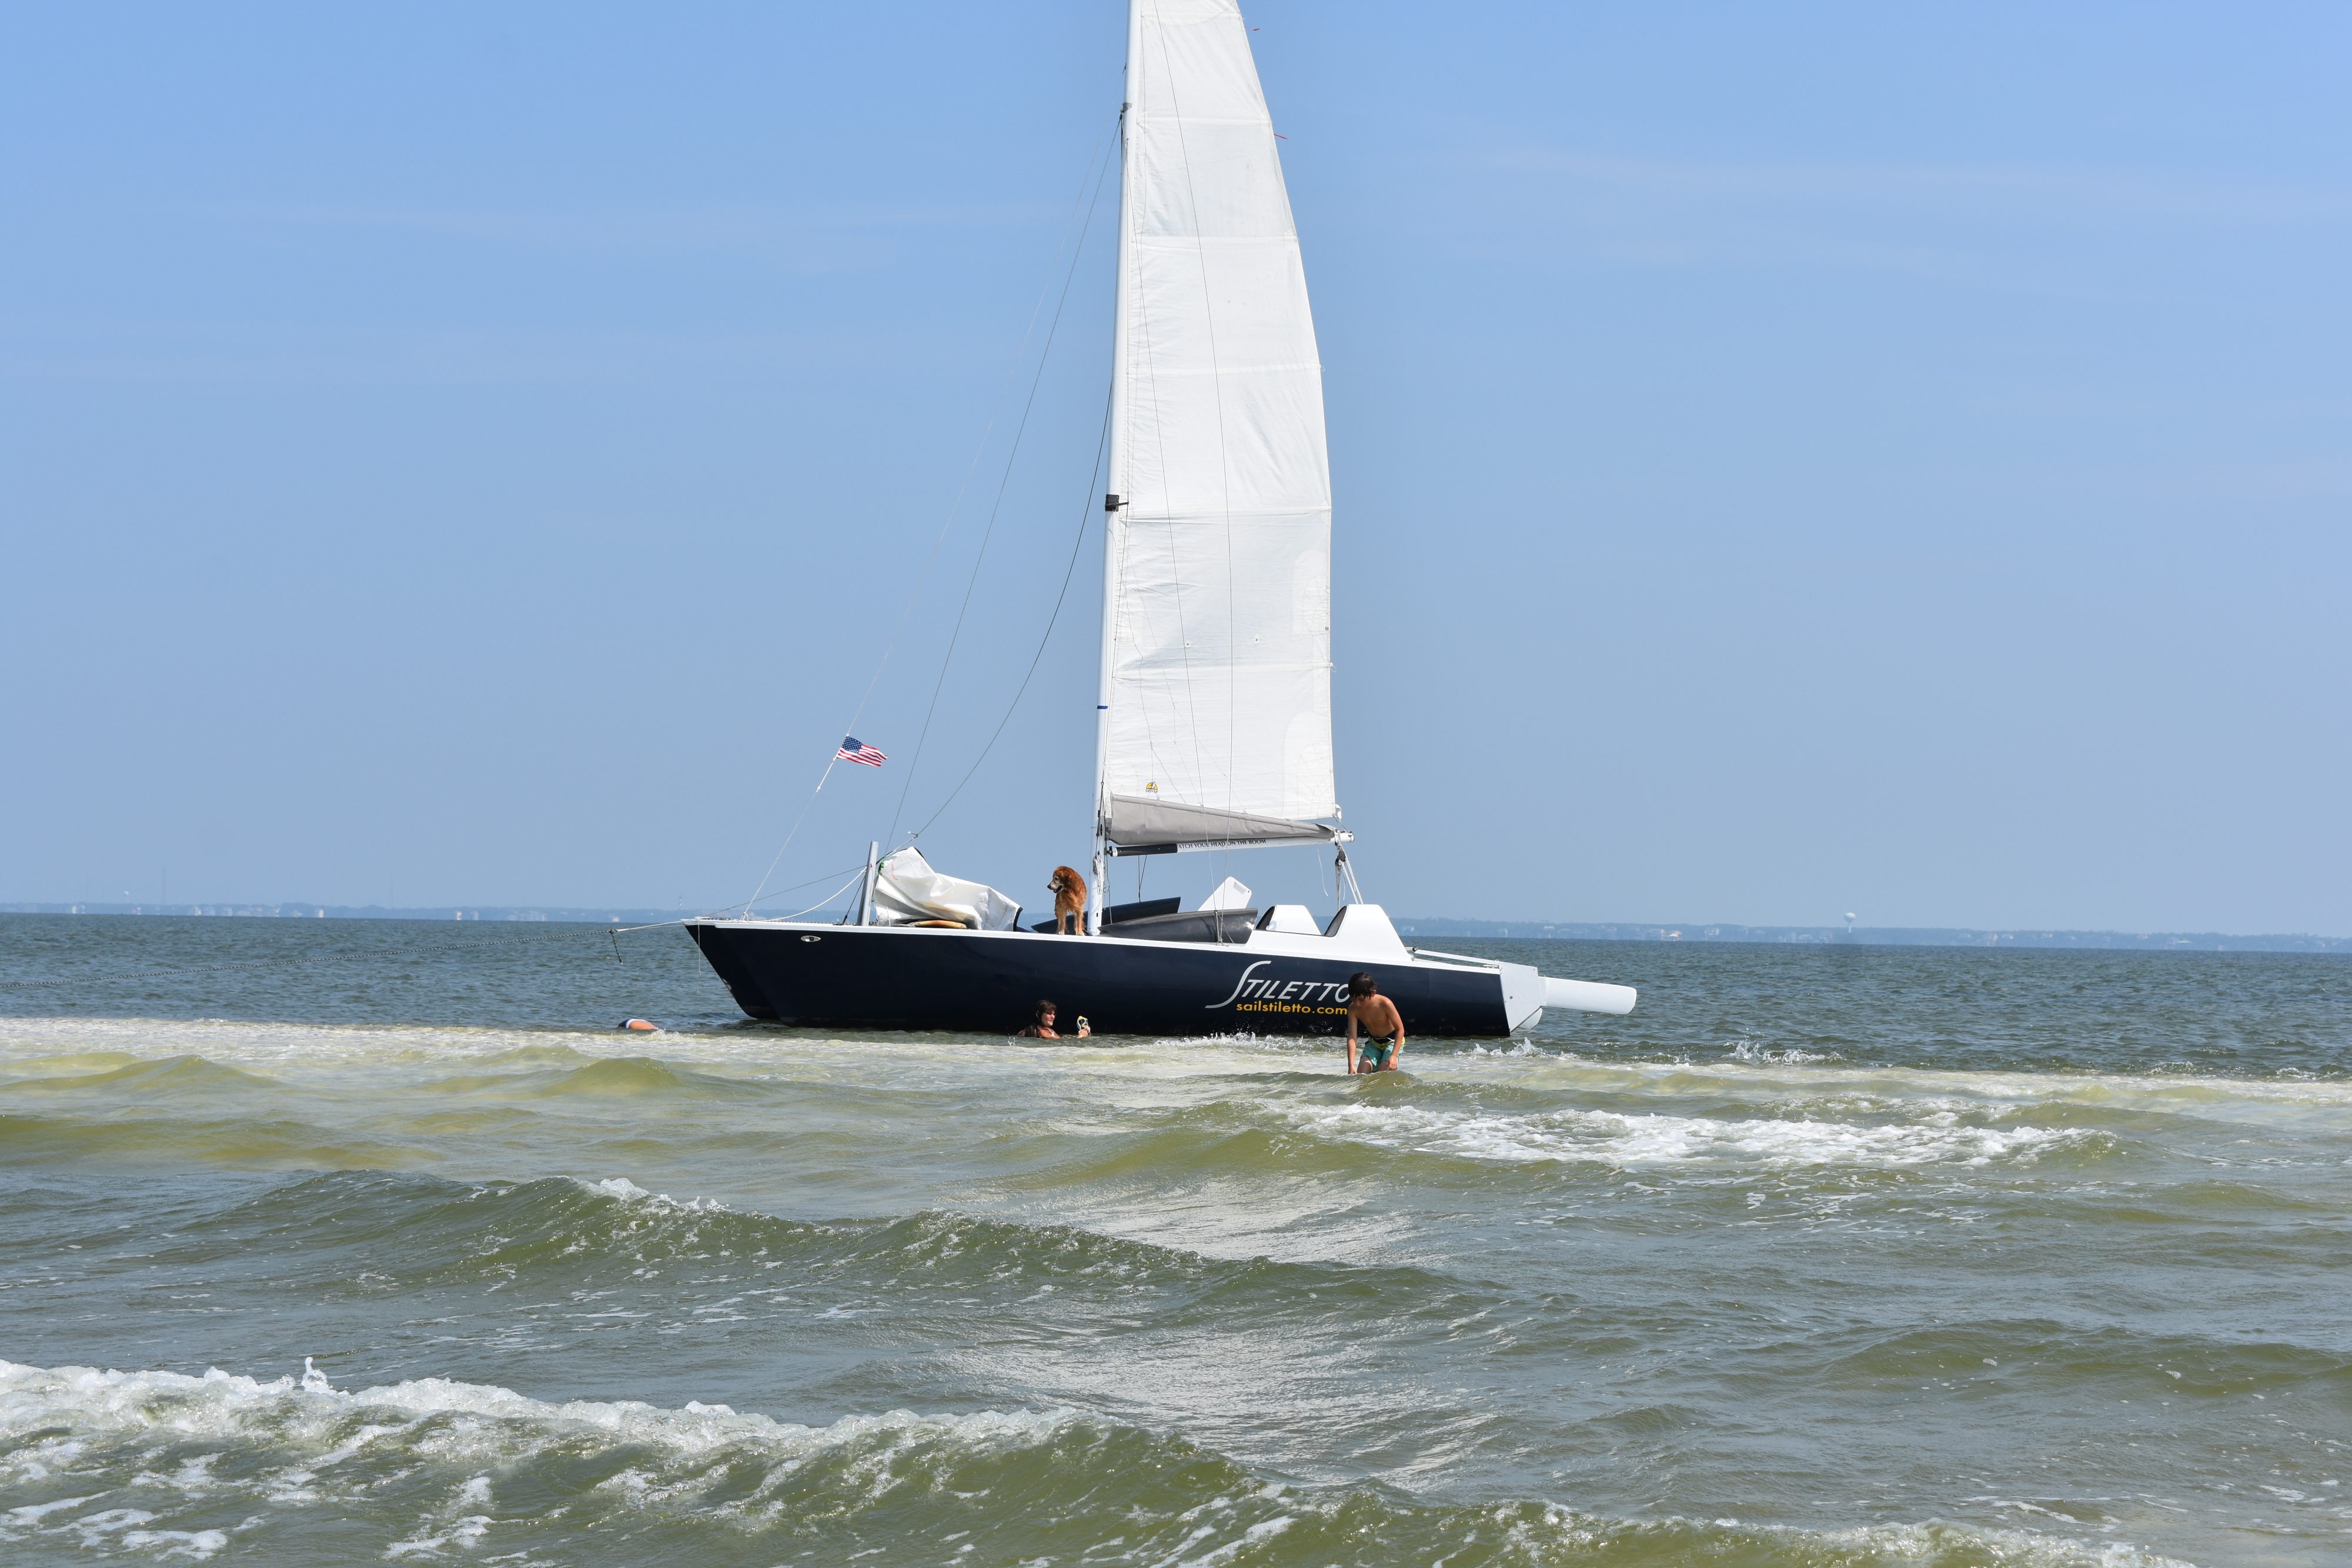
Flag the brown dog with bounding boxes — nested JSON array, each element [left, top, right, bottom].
[[1049, 866, 1087, 935]]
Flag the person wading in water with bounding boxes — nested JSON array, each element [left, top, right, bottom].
[[1016, 999, 1089, 1040], [1344, 972, 1405, 1073]]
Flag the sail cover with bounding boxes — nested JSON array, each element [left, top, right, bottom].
[[871, 848, 1024, 931], [1100, 0, 1336, 852]]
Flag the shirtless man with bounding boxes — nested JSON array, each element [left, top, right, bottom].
[[1016, 999, 1090, 1040], [1344, 972, 1405, 1073]]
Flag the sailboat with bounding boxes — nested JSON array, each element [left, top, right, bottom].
[[686, 0, 1636, 1036]]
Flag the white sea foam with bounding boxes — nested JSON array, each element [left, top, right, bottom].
[[1725, 1041, 1840, 1064], [1772, 1519, 2192, 1568], [118, 1526, 228, 1560], [1279, 1099, 2097, 1170], [5, 1011, 2345, 1122], [576, 1175, 725, 1213], [0, 1356, 1080, 1553], [0, 1362, 2204, 1568], [0, 1354, 1077, 1495], [4, 1502, 226, 1559], [0, 1359, 1070, 1469], [384, 1474, 494, 1560]]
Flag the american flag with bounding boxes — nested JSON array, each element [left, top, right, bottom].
[[836, 736, 887, 768]]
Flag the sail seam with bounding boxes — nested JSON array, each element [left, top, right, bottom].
[[1123, 8, 1212, 816], [1155, 1, 1246, 824]]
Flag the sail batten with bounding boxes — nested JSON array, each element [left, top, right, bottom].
[[1097, 0, 1335, 854]]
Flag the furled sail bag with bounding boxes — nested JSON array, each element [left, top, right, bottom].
[[870, 848, 1024, 931]]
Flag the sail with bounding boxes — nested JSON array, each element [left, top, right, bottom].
[[1097, 0, 1336, 853]]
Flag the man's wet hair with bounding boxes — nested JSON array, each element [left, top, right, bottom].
[[1348, 972, 1377, 998], [1033, 999, 1058, 1022]]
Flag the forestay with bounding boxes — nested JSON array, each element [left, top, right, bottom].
[[1098, 0, 1337, 854]]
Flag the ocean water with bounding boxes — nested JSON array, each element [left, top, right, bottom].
[[2, 913, 2347, 1566]]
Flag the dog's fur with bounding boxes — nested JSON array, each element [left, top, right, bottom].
[[1049, 866, 1088, 935]]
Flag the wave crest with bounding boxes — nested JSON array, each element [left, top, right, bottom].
[[0, 1358, 2194, 1567], [1278, 1099, 2109, 1170]]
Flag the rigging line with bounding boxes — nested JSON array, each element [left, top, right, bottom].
[[612, 861, 869, 933], [886, 122, 1117, 848], [739, 743, 860, 918], [770, 871, 867, 924], [737, 861, 869, 908], [902, 380, 1114, 846], [740, 121, 1118, 915], [741, 751, 840, 917]]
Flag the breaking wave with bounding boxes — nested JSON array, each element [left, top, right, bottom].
[[1276, 1098, 2109, 1170], [0, 1358, 2194, 1567]]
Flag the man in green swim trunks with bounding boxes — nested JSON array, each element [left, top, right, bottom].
[[1345, 972, 1405, 1073]]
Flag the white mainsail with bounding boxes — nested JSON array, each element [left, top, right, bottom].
[[1094, 0, 1337, 858]]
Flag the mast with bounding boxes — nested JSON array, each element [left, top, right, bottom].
[[1090, 0, 1143, 936]]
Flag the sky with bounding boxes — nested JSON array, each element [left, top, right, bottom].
[[4, 2, 2347, 934]]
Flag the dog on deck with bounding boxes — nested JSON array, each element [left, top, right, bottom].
[[1048, 866, 1088, 935]]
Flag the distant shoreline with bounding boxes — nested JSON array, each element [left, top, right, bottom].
[[0, 903, 680, 925], [1392, 918, 2350, 954], [2, 905, 2343, 953]]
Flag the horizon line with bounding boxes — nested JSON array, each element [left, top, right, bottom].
[[2, 904, 2343, 953]]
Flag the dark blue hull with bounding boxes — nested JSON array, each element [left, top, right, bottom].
[[685, 920, 1515, 1037]]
